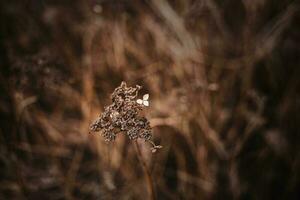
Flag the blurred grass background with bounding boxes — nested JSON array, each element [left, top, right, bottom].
[[0, 0, 300, 199]]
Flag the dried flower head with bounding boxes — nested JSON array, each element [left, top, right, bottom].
[[90, 81, 162, 152]]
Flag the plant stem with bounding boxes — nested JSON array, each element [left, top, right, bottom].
[[134, 140, 156, 200]]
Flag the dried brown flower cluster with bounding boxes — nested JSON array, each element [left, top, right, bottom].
[[90, 82, 162, 152]]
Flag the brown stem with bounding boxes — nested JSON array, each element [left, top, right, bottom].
[[134, 140, 156, 200]]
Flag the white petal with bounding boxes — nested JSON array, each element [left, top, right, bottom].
[[143, 94, 149, 100], [151, 148, 157, 153], [137, 99, 143, 104], [143, 100, 149, 107]]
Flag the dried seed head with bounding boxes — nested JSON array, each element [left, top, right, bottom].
[[90, 81, 162, 152]]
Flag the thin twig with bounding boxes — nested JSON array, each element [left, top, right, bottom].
[[134, 140, 156, 200]]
